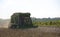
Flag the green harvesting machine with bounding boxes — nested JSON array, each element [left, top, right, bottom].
[[9, 12, 33, 29]]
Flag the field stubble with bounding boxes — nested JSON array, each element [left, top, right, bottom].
[[0, 26, 60, 37]]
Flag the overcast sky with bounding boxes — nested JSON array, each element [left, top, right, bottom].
[[0, 0, 60, 19]]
